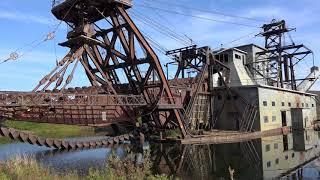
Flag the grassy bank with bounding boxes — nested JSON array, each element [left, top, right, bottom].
[[3, 120, 96, 138], [0, 120, 98, 145], [0, 137, 14, 145], [0, 154, 169, 180]]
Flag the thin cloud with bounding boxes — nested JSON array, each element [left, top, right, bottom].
[[0, 9, 52, 25]]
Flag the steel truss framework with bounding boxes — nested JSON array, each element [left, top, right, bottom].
[[250, 19, 312, 89], [0, 92, 147, 107], [19, 0, 187, 136], [0, 0, 261, 141], [166, 45, 204, 79], [165, 46, 257, 132]]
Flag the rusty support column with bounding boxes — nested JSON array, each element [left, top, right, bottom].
[[117, 6, 187, 137]]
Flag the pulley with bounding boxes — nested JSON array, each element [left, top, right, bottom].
[[45, 32, 55, 41]]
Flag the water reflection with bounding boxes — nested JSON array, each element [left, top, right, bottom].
[[150, 141, 262, 179], [1, 131, 320, 179], [150, 131, 320, 180], [0, 142, 128, 175]]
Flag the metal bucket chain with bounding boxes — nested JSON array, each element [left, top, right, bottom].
[[0, 126, 132, 149]]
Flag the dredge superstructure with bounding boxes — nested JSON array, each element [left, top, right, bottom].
[[0, 0, 319, 147]]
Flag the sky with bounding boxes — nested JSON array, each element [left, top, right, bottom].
[[0, 0, 319, 91]]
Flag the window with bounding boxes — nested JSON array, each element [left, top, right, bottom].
[[305, 117, 308, 126], [264, 116, 269, 123], [297, 103, 300, 107], [272, 101, 276, 106], [215, 54, 229, 63], [266, 144, 270, 152], [282, 102, 285, 106], [275, 158, 279, 165], [224, 54, 229, 62], [235, 54, 241, 59], [263, 101, 267, 106], [267, 161, 271, 168], [283, 135, 289, 151], [306, 103, 309, 107], [292, 153, 295, 158], [274, 143, 278, 149], [288, 102, 291, 107], [285, 155, 288, 160], [312, 104, 315, 107], [302, 103, 304, 107], [272, 116, 276, 122]]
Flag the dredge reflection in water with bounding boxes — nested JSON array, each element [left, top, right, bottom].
[[1, 131, 320, 179], [150, 130, 320, 179]]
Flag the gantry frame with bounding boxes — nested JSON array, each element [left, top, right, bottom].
[[41, 0, 188, 137]]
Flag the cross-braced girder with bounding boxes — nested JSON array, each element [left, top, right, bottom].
[[41, 0, 188, 136], [249, 19, 313, 89]]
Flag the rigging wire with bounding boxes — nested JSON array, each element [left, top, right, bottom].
[[0, 0, 78, 65], [131, 8, 262, 73], [134, 5, 196, 45], [213, 31, 258, 50], [133, 10, 191, 45], [132, 4, 261, 55], [52, 0, 79, 33], [282, 33, 314, 80], [135, 4, 261, 28], [141, 30, 173, 57], [132, 1, 262, 52], [0, 32, 55, 64], [130, 14, 189, 62], [140, 0, 268, 23], [130, 10, 191, 46], [145, 36, 168, 54], [131, 4, 263, 72]]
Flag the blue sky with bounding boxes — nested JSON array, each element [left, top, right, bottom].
[[0, 0, 319, 91]]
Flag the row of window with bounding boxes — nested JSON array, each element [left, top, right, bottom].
[[265, 143, 278, 151], [263, 116, 277, 123], [215, 54, 229, 63], [266, 153, 295, 168], [262, 101, 314, 108], [214, 53, 245, 62], [267, 158, 279, 167]]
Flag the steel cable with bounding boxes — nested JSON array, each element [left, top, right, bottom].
[[140, 0, 268, 23], [131, 9, 192, 45], [130, 11, 191, 46], [0, 0, 78, 65], [135, 4, 261, 28]]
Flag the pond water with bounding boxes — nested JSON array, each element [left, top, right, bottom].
[[1, 130, 320, 179]]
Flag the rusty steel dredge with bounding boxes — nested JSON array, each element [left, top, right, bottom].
[[0, 0, 305, 149]]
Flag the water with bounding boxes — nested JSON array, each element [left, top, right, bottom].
[[1, 131, 320, 179]]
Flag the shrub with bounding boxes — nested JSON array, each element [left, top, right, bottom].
[[0, 153, 170, 180]]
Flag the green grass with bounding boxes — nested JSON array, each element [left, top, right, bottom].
[[0, 137, 14, 145], [0, 156, 78, 180], [0, 154, 170, 180], [3, 120, 96, 139], [163, 129, 181, 139]]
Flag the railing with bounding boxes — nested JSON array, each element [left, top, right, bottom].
[[0, 92, 147, 107], [52, 0, 133, 7]]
